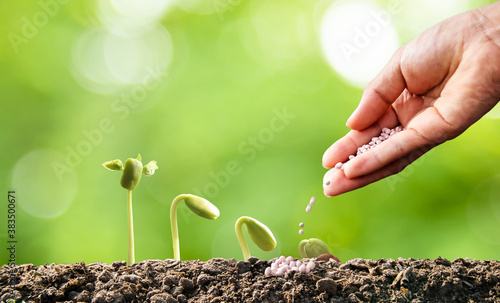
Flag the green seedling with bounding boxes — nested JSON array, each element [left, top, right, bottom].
[[103, 154, 158, 265], [235, 216, 277, 261], [170, 194, 220, 261], [298, 238, 331, 258]]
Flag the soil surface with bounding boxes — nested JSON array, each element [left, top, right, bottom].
[[1, 257, 500, 302]]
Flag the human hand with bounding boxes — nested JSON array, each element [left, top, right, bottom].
[[323, 2, 500, 197]]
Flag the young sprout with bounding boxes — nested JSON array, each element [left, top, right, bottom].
[[103, 154, 158, 265], [298, 238, 331, 258], [170, 194, 220, 261], [235, 216, 277, 261]]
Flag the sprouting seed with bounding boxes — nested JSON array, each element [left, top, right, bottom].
[[298, 238, 331, 258], [102, 154, 158, 265], [235, 216, 277, 261], [170, 194, 220, 261], [120, 156, 143, 191]]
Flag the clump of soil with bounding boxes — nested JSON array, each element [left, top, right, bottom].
[[1, 257, 499, 302]]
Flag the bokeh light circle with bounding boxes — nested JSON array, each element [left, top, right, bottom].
[[104, 24, 173, 85], [98, 0, 174, 36], [11, 149, 77, 219], [71, 29, 118, 94], [71, 25, 173, 94], [466, 175, 500, 244], [320, 0, 399, 88]]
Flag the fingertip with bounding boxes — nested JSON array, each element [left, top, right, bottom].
[[322, 155, 332, 169], [323, 169, 334, 196], [322, 145, 336, 169], [323, 183, 335, 197], [346, 108, 358, 128], [321, 154, 328, 169], [323, 178, 343, 197], [323, 168, 348, 197]]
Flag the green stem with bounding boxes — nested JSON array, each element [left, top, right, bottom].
[[170, 194, 189, 261], [235, 216, 251, 261], [127, 190, 135, 265]]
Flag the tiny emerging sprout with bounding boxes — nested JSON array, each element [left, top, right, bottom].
[[235, 216, 277, 261], [102, 153, 158, 265], [298, 238, 331, 258], [170, 194, 220, 261]]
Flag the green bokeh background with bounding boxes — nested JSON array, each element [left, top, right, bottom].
[[1, 0, 500, 266]]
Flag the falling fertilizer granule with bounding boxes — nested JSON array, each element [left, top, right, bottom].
[[305, 196, 315, 213]]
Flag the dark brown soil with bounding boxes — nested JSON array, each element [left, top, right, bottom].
[[1, 257, 500, 303]]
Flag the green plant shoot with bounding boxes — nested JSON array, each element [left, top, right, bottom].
[[298, 238, 330, 258], [170, 194, 220, 261], [103, 154, 158, 265], [235, 216, 277, 261]]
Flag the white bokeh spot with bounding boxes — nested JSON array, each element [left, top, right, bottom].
[[71, 0, 173, 94], [11, 150, 77, 219], [320, 0, 399, 88], [71, 24, 173, 94], [98, 0, 174, 36]]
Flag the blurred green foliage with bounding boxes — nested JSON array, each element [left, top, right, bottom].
[[1, 0, 499, 266]]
